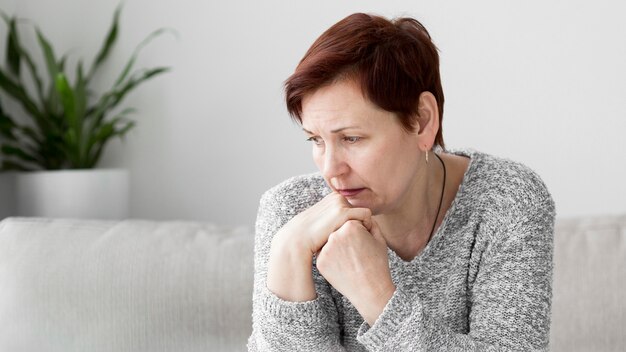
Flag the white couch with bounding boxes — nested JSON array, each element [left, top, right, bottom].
[[0, 215, 624, 351]]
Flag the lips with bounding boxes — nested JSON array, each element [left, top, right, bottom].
[[337, 188, 365, 197]]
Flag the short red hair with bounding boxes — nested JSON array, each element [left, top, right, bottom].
[[285, 13, 445, 148]]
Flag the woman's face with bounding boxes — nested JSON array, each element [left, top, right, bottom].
[[301, 79, 424, 216]]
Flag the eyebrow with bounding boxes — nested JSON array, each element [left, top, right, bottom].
[[302, 126, 360, 134]]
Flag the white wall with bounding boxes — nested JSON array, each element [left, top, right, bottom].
[[1, 0, 625, 226]]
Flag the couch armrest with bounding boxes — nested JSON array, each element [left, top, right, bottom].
[[551, 214, 626, 352], [0, 217, 254, 352]]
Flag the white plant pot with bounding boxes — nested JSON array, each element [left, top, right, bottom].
[[10, 169, 129, 220]]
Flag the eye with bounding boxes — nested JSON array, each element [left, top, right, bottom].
[[306, 136, 323, 146], [343, 136, 361, 144]]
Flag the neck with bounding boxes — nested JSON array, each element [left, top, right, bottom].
[[374, 152, 445, 260]]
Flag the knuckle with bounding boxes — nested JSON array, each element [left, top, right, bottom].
[[346, 219, 361, 227], [332, 226, 347, 239], [341, 220, 361, 232], [346, 220, 363, 230]]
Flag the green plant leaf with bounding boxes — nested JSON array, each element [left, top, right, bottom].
[[6, 17, 21, 76], [0, 10, 9, 22], [85, 122, 114, 168], [74, 61, 87, 117], [15, 46, 45, 106], [109, 66, 169, 110], [88, 66, 168, 132], [1, 159, 34, 171], [55, 72, 77, 127], [73, 61, 89, 161], [62, 128, 79, 167], [0, 99, 45, 150], [58, 54, 67, 72], [36, 28, 66, 121], [36, 132, 67, 169], [55, 72, 82, 166], [84, 108, 134, 153], [1, 13, 45, 105], [19, 125, 42, 146], [115, 119, 135, 137], [87, 119, 135, 168], [0, 67, 42, 119], [1, 144, 39, 163], [88, 4, 121, 81], [36, 28, 59, 88], [44, 79, 62, 117], [0, 8, 172, 171], [113, 27, 175, 88], [0, 100, 18, 141]]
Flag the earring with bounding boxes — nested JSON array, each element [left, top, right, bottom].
[[425, 150, 429, 164]]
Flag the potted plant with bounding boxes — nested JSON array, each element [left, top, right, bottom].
[[0, 6, 171, 219]]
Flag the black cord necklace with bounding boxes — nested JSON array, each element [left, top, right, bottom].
[[427, 152, 446, 244]]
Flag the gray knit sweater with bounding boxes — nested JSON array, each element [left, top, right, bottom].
[[248, 150, 556, 351]]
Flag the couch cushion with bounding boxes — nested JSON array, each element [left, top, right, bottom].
[[3, 214, 625, 351], [0, 217, 253, 352], [551, 214, 626, 352]]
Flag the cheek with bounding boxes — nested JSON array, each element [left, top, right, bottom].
[[364, 143, 416, 186], [312, 148, 324, 170]]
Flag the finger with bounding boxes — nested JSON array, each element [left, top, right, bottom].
[[328, 191, 352, 206], [342, 207, 372, 226], [342, 219, 366, 230], [346, 209, 372, 231], [339, 215, 372, 231], [361, 216, 372, 232], [369, 219, 387, 245]]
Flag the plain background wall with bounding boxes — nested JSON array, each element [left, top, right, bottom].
[[0, 0, 624, 227]]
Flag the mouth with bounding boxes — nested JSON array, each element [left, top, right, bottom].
[[336, 188, 365, 197]]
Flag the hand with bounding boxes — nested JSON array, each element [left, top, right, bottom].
[[316, 219, 396, 326], [273, 191, 372, 255], [267, 192, 372, 302]]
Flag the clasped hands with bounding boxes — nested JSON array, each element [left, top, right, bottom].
[[267, 192, 396, 326]]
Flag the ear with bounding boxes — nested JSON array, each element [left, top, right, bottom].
[[415, 91, 440, 152]]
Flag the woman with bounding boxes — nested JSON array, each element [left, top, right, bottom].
[[248, 13, 555, 351]]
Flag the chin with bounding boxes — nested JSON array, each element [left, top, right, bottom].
[[346, 199, 382, 215], [346, 198, 366, 208]]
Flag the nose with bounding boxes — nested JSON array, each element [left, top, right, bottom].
[[320, 145, 349, 182]]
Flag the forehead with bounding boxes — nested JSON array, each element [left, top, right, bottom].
[[301, 80, 389, 130]]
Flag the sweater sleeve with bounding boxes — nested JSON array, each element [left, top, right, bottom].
[[247, 186, 346, 352], [356, 193, 556, 351]]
